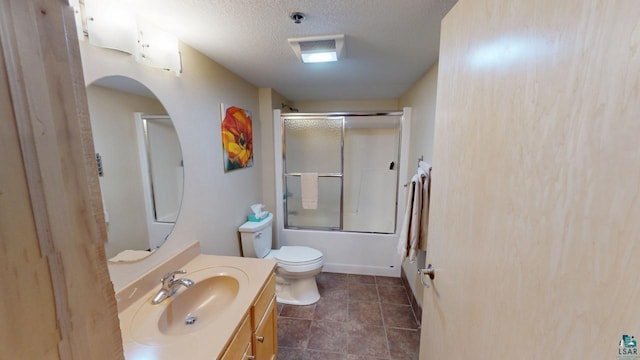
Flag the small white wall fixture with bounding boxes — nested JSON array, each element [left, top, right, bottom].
[[134, 113, 179, 249]]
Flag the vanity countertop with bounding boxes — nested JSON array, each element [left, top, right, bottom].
[[117, 254, 276, 359]]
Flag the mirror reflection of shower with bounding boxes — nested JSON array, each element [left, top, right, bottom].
[[281, 113, 401, 234], [140, 115, 184, 223], [134, 113, 184, 251]]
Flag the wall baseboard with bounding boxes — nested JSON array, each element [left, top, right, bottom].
[[322, 262, 401, 277], [401, 266, 422, 325]]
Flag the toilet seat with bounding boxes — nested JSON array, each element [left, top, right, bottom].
[[265, 246, 324, 273], [275, 246, 323, 266]]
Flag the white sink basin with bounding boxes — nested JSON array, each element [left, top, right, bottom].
[[130, 266, 249, 345]]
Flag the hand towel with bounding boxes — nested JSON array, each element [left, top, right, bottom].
[[397, 174, 422, 262], [108, 249, 156, 263], [417, 165, 431, 251], [301, 172, 318, 209]]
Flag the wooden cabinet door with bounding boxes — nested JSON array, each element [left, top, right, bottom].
[[253, 299, 277, 360], [221, 315, 251, 360], [240, 342, 253, 360]]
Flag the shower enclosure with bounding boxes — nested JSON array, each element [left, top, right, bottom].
[[281, 113, 402, 233], [274, 109, 412, 276]]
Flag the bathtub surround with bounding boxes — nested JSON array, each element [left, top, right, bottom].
[[274, 109, 412, 277]]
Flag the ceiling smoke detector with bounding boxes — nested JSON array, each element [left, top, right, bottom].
[[288, 34, 345, 63], [289, 12, 305, 24]]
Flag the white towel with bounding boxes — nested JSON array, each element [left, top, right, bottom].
[[108, 249, 156, 263], [99, 183, 109, 230], [418, 161, 431, 173], [397, 174, 422, 262], [301, 172, 318, 209], [417, 166, 431, 251]]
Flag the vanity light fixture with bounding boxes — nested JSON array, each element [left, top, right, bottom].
[[288, 34, 345, 63], [136, 19, 182, 73], [84, 1, 138, 55], [73, 0, 182, 74]]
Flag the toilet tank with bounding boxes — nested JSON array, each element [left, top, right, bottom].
[[238, 213, 273, 258]]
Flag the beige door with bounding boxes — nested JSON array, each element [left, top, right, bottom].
[[421, 1, 640, 359]]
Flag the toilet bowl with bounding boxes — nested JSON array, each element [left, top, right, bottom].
[[239, 213, 324, 305]]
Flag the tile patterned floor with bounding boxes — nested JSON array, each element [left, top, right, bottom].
[[277, 272, 421, 360]]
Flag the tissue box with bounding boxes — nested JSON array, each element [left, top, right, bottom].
[[248, 214, 267, 222]]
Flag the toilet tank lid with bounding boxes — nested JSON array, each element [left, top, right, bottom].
[[239, 212, 273, 232]]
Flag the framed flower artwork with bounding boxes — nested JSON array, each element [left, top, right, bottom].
[[220, 104, 254, 172]]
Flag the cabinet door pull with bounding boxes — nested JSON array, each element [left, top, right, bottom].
[[246, 356, 255, 360], [256, 336, 265, 343]]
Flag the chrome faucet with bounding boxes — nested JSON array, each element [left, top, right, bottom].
[[151, 270, 195, 305]]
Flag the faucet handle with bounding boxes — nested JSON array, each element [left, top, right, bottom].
[[160, 270, 187, 286]]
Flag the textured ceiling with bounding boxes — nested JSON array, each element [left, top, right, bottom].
[[95, 0, 457, 101]]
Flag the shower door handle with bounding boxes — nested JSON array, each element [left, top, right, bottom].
[[418, 264, 435, 288]]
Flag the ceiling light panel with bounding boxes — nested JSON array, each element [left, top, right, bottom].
[[288, 34, 345, 63]]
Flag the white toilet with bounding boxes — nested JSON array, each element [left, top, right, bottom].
[[239, 213, 324, 305]]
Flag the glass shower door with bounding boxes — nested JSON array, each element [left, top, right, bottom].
[[281, 113, 402, 234], [283, 116, 343, 229], [342, 116, 401, 233]]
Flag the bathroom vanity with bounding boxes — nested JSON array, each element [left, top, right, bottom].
[[113, 245, 277, 359]]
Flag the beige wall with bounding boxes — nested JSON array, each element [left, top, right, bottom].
[[399, 62, 439, 179], [397, 62, 439, 305], [87, 85, 166, 258], [291, 98, 399, 112], [81, 40, 261, 290]]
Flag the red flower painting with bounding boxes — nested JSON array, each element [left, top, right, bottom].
[[221, 105, 253, 171]]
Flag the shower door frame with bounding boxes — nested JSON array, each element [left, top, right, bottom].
[[279, 111, 404, 233]]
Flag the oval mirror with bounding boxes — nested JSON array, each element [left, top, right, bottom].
[[86, 75, 184, 262]]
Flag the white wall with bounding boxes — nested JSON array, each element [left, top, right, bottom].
[[86, 85, 166, 258], [398, 62, 439, 305], [81, 40, 262, 290]]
